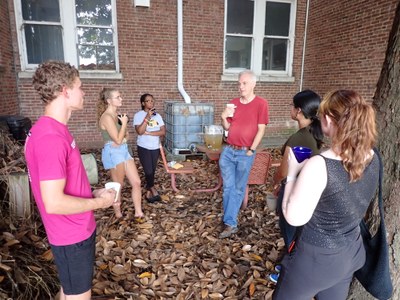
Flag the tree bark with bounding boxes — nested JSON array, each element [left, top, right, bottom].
[[348, 1, 400, 299]]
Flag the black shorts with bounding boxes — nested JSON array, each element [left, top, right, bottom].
[[50, 230, 96, 295]]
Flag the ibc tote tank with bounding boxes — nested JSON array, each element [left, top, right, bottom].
[[164, 101, 214, 154]]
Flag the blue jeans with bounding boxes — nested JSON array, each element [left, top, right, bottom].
[[219, 146, 255, 227]]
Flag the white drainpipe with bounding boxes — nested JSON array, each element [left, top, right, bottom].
[[299, 0, 310, 91], [177, 0, 191, 103]]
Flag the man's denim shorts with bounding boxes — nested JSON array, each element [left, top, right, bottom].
[[101, 142, 133, 170], [50, 230, 96, 295]]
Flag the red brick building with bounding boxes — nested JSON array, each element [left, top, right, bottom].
[[0, 0, 397, 148]]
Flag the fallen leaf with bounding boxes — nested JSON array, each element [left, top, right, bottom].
[[249, 282, 256, 296], [111, 264, 126, 275], [242, 244, 252, 252], [4, 239, 19, 247], [41, 249, 53, 261], [250, 253, 263, 262], [138, 271, 153, 278], [177, 267, 185, 282], [209, 293, 223, 299]]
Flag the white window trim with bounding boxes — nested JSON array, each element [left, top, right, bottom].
[[221, 73, 295, 82], [222, 0, 297, 82], [14, 0, 121, 78]]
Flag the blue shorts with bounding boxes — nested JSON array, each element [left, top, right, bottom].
[[50, 230, 96, 295], [101, 142, 133, 170]]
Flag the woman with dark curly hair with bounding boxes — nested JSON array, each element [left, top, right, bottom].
[[133, 93, 165, 203]]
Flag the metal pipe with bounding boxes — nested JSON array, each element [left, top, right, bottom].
[[177, 0, 191, 103], [299, 0, 310, 91]]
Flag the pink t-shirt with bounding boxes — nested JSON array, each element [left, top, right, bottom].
[[227, 96, 269, 147], [24, 116, 96, 246]]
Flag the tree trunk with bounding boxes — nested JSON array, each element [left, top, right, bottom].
[[348, 1, 400, 299]]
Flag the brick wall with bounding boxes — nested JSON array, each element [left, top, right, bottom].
[[8, 0, 308, 148], [0, 1, 18, 115], [9, 0, 396, 149], [303, 0, 397, 101]]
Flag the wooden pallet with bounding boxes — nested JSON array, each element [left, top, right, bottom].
[[164, 148, 205, 161]]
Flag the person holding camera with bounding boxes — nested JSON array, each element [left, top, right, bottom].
[[97, 88, 144, 221], [133, 93, 165, 203]]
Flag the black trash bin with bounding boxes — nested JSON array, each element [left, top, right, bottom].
[[6, 116, 32, 143]]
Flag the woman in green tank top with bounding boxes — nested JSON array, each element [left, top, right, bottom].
[[269, 90, 323, 284], [97, 88, 144, 222]]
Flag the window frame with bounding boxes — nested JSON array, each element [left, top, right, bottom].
[[13, 0, 120, 75], [223, 0, 297, 81]]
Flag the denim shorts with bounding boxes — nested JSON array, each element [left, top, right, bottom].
[[50, 230, 96, 295], [101, 142, 133, 170]]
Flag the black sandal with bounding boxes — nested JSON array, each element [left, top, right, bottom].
[[146, 195, 161, 203]]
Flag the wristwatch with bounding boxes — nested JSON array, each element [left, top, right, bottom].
[[250, 149, 255, 153]]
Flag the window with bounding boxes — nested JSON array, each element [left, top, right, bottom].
[[224, 0, 296, 78], [14, 0, 119, 72]]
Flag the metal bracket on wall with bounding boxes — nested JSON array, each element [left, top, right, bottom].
[[133, 0, 150, 7]]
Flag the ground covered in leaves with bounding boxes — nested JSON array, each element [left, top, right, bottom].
[[0, 135, 284, 299]]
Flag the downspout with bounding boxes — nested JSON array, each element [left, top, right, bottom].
[[177, 0, 191, 103], [299, 0, 310, 91]]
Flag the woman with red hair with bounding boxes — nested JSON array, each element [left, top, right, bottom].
[[273, 90, 379, 300]]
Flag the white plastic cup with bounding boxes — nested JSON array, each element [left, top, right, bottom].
[[226, 103, 236, 117], [105, 182, 121, 202]]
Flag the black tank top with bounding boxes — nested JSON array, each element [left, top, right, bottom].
[[300, 154, 379, 249]]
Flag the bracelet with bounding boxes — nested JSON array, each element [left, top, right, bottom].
[[286, 175, 297, 183]]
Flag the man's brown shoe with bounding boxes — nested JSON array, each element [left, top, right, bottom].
[[219, 225, 238, 239]]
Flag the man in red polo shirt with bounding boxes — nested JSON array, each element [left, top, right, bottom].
[[219, 70, 269, 238]]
